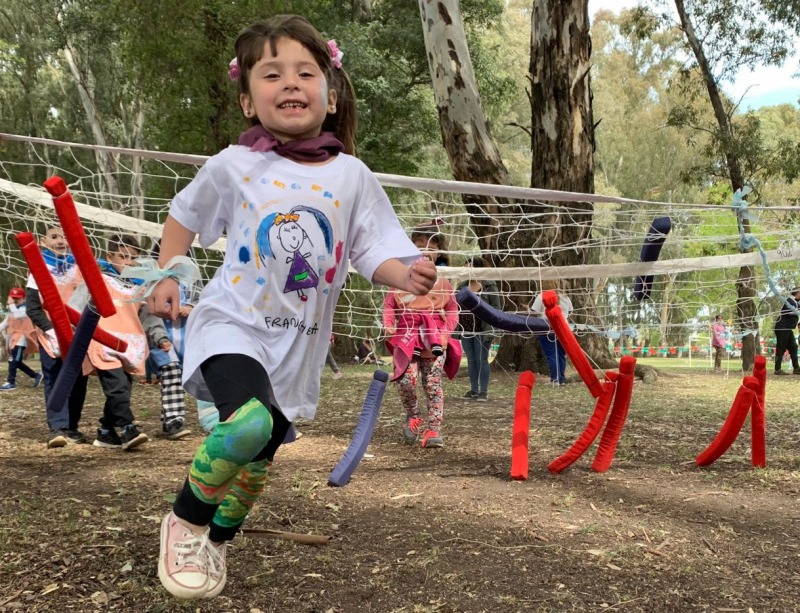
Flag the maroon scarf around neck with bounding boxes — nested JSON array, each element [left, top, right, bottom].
[[238, 125, 345, 162]]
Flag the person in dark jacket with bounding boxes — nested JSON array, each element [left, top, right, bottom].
[[774, 287, 800, 375], [456, 257, 500, 401]]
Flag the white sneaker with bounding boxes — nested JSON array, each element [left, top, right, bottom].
[[205, 541, 228, 598], [158, 512, 210, 599]]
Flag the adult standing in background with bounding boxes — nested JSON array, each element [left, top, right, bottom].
[[711, 314, 727, 372], [774, 287, 800, 376], [456, 257, 499, 401]]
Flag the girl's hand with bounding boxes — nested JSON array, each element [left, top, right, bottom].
[[407, 259, 437, 295], [178, 304, 194, 318], [385, 326, 396, 336], [147, 278, 180, 320], [158, 339, 173, 351]]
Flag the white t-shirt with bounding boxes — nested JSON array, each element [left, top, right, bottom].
[[530, 293, 573, 319], [171, 146, 419, 421]]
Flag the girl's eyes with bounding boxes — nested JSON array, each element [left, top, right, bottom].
[[262, 71, 317, 80]]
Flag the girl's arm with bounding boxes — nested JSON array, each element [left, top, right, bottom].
[[146, 215, 197, 320], [373, 258, 436, 296], [441, 292, 459, 343], [382, 292, 398, 335]]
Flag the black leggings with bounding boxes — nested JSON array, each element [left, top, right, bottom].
[[200, 353, 290, 462]]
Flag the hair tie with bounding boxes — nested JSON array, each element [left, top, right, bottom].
[[228, 58, 239, 81], [327, 40, 343, 69]]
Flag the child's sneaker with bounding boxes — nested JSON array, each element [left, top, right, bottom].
[[158, 512, 210, 599], [120, 424, 148, 451], [403, 416, 424, 444], [33, 373, 43, 388], [475, 392, 488, 402], [205, 541, 227, 598], [420, 429, 444, 448], [47, 429, 68, 448], [463, 390, 478, 400], [0, 382, 16, 391], [163, 419, 191, 441], [93, 428, 122, 449]]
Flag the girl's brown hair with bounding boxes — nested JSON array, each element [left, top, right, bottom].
[[233, 15, 358, 154]]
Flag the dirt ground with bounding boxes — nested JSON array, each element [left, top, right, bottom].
[[0, 360, 799, 613]]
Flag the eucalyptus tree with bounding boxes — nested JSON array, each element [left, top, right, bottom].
[[655, 0, 800, 371]]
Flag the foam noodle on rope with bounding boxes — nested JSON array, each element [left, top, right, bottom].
[[750, 356, 767, 468], [43, 176, 116, 318], [695, 376, 759, 467], [541, 290, 603, 398], [328, 370, 389, 487], [547, 377, 617, 474], [510, 371, 535, 481], [47, 304, 100, 419], [15, 232, 74, 353], [633, 216, 672, 301], [592, 355, 636, 472], [455, 287, 550, 334], [64, 305, 127, 352]]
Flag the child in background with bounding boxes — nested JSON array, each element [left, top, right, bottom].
[[141, 301, 192, 440], [140, 241, 194, 440], [25, 224, 89, 447], [70, 234, 150, 451], [0, 287, 42, 391], [456, 257, 500, 401], [146, 15, 435, 600], [383, 225, 459, 449], [326, 334, 343, 379]]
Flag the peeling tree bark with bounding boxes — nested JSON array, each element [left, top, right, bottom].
[[528, 0, 615, 370]]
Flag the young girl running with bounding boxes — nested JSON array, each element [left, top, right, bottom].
[[147, 15, 436, 600]]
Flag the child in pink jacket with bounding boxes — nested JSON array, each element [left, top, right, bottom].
[[383, 227, 459, 448]]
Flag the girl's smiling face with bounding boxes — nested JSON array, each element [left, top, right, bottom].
[[240, 37, 337, 143]]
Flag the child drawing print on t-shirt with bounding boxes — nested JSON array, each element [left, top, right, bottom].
[[255, 205, 336, 302]]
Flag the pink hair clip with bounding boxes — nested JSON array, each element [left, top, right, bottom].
[[327, 39, 343, 69], [228, 57, 239, 81]]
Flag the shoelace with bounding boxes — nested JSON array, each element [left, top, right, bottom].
[[407, 417, 424, 434], [205, 542, 226, 580], [173, 531, 210, 570], [421, 430, 440, 447]]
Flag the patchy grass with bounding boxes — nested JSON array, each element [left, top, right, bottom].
[[0, 360, 799, 612]]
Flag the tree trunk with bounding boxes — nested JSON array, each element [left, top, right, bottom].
[[527, 0, 615, 372], [417, 0, 512, 247], [674, 0, 757, 372], [62, 43, 120, 201]]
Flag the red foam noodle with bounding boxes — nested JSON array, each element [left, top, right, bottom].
[[43, 176, 116, 318], [592, 356, 636, 472], [695, 376, 758, 467], [15, 232, 74, 353], [541, 290, 603, 398], [750, 356, 767, 468], [510, 371, 535, 481], [548, 378, 616, 474]]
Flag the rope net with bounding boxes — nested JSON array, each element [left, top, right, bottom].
[[1, 133, 798, 363]]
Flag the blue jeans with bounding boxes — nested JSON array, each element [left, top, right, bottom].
[[461, 334, 492, 394], [6, 345, 37, 385], [538, 334, 567, 383]]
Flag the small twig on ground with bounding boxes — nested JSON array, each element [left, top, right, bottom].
[[241, 528, 330, 545], [0, 590, 22, 607], [701, 537, 717, 554]]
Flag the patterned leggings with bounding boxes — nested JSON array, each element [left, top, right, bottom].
[[396, 354, 445, 431]]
